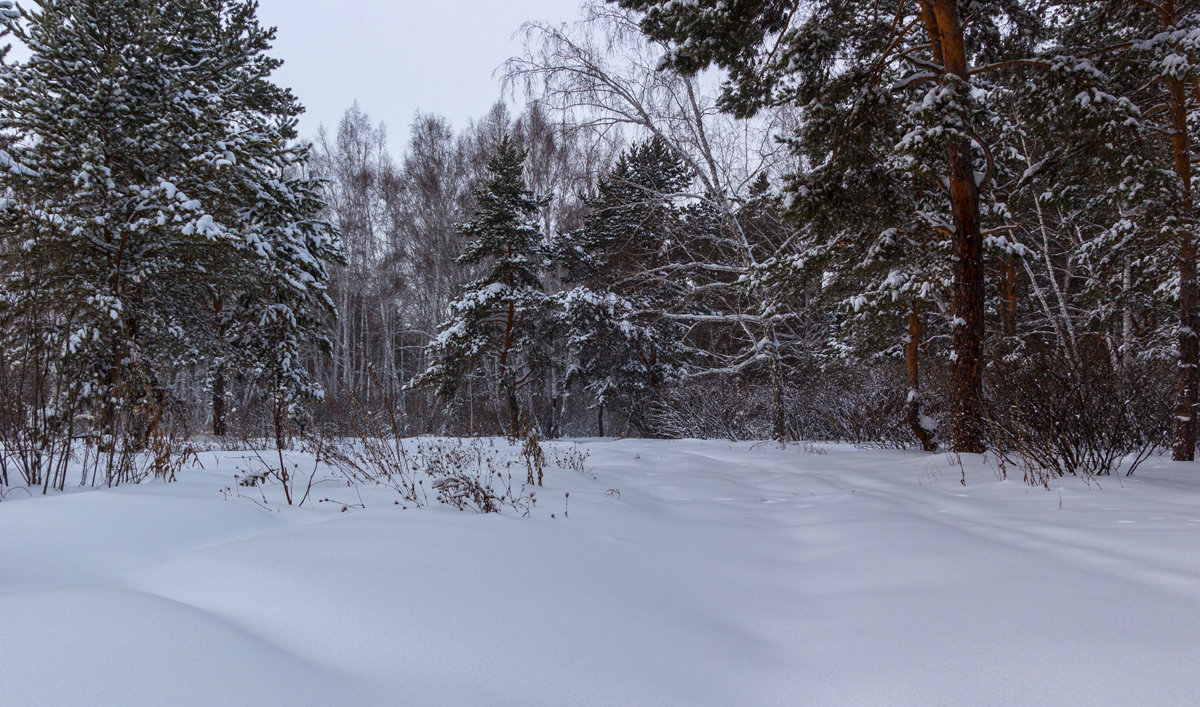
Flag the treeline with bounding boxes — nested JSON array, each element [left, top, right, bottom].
[[314, 1, 1190, 478], [1, 0, 1196, 491], [306, 6, 812, 443]]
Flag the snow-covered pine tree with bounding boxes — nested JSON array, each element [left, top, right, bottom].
[[223, 137, 340, 485], [176, 0, 341, 447], [982, 10, 1145, 364], [0, 0, 339, 484], [412, 135, 549, 438], [1048, 1, 1200, 460], [555, 136, 690, 436], [780, 55, 957, 452]]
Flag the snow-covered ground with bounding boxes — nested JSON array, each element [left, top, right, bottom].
[[3, 439, 1200, 706]]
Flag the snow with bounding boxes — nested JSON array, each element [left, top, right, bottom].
[[4, 439, 1200, 705]]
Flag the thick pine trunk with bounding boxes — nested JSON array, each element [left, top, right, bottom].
[[930, 0, 986, 454], [597, 404, 605, 438], [1000, 253, 1018, 338], [1170, 69, 1197, 461]]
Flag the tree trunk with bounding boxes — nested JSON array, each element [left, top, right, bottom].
[[1123, 256, 1135, 357], [552, 392, 564, 439], [929, 0, 986, 454], [212, 368, 226, 437], [1170, 68, 1197, 460], [768, 340, 787, 444], [506, 383, 521, 440], [499, 293, 521, 439], [468, 379, 476, 437], [1000, 252, 1018, 338], [597, 404, 605, 438], [211, 297, 227, 437], [906, 305, 938, 452]]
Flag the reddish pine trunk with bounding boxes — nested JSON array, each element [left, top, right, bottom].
[[1170, 70, 1197, 461], [1148, 0, 1200, 461], [1000, 252, 1018, 338], [927, 0, 986, 453]]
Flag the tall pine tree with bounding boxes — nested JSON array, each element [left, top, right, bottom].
[[614, 0, 1041, 452], [413, 136, 549, 438], [0, 0, 339, 483]]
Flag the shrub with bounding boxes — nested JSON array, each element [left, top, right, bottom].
[[984, 346, 1169, 482]]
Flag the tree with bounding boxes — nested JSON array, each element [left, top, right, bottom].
[[1053, 1, 1200, 459], [556, 136, 691, 435], [780, 56, 957, 452], [310, 105, 402, 410], [0, 0, 339, 484], [412, 136, 549, 438], [613, 0, 1044, 452], [509, 3, 805, 441]]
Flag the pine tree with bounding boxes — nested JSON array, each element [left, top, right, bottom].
[[779, 59, 956, 452], [1053, 1, 1200, 459], [413, 136, 549, 438], [0, 0, 339, 483], [614, 0, 1041, 452], [555, 137, 690, 436]]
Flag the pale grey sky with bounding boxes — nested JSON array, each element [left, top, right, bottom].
[[256, 0, 583, 154]]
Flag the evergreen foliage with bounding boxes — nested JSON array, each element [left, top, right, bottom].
[[0, 0, 339, 485], [413, 135, 549, 438], [0, 0, 1193, 484], [556, 137, 691, 434]]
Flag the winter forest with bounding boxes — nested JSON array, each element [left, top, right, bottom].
[[3, 1, 1200, 704], [1, 0, 1197, 482]]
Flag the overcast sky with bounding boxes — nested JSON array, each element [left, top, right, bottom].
[[256, 0, 583, 155]]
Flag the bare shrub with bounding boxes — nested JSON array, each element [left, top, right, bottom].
[[0, 350, 199, 492], [649, 377, 775, 441], [644, 364, 928, 448], [412, 437, 534, 514], [984, 347, 1169, 482], [788, 362, 924, 449], [0, 337, 84, 491], [522, 431, 545, 486], [549, 442, 589, 475], [322, 433, 537, 515]]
